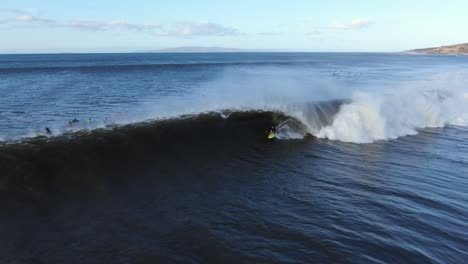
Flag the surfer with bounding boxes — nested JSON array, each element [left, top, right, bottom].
[[266, 126, 276, 139], [68, 118, 80, 127], [45, 127, 52, 135]]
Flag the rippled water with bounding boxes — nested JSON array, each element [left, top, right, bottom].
[[0, 53, 467, 263]]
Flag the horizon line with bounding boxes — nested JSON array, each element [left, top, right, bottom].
[[0, 50, 400, 55]]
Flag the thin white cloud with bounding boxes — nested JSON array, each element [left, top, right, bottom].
[[65, 20, 162, 31], [0, 9, 55, 29], [0, 8, 238, 36], [327, 18, 374, 30], [1, 9, 55, 29], [16, 14, 55, 24]]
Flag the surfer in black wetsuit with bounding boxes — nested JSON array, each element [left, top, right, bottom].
[[68, 118, 80, 127], [266, 126, 276, 136], [45, 127, 52, 135]]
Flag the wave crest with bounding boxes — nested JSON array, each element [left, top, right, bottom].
[[317, 75, 468, 143]]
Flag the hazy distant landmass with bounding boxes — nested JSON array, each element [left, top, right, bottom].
[[406, 43, 468, 55], [149, 46, 280, 53]]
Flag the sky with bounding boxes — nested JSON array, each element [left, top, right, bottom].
[[0, 0, 467, 53]]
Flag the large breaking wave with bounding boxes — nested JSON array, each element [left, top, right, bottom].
[[1, 68, 468, 196], [0, 69, 467, 146], [148, 70, 468, 144]]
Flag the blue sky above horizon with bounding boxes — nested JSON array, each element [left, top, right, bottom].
[[0, 0, 467, 53]]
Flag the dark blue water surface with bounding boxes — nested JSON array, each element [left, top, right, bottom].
[[0, 53, 467, 263]]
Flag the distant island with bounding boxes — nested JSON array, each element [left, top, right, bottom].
[[147, 46, 280, 53], [406, 43, 468, 55]]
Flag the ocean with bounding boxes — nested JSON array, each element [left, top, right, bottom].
[[0, 52, 467, 263]]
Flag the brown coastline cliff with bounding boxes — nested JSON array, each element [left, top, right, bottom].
[[406, 43, 468, 55]]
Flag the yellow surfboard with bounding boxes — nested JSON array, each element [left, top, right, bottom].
[[267, 132, 275, 139]]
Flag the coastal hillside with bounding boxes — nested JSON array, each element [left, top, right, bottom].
[[407, 43, 468, 54]]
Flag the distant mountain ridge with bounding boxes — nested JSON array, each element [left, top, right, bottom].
[[406, 43, 468, 55], [148, 46, 278, 53]]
